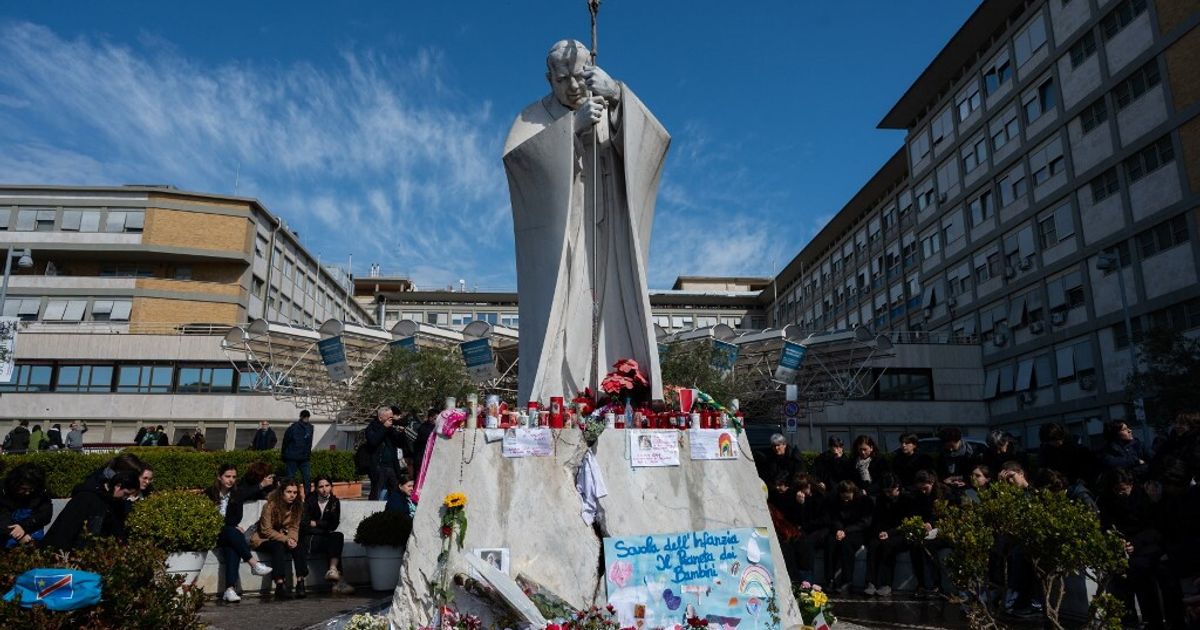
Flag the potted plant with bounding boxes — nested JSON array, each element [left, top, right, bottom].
[[126, 490, 223, 585], [354, 510, 413, 591]]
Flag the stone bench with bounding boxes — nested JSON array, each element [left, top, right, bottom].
[[50, 498, 388, 595]]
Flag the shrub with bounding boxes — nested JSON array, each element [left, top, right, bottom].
[[0, 448, 359, 498], [0, 536, 205, 629], [127, 491, 223, 553], [355, 510, 412, 547]]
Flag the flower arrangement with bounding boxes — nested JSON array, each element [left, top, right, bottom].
[[437, 607, 483, 630], [547, 604, 620, 630], [793, 581, 836, 626], [440, 492, 469, 551], [345, 612, 389, 630], [898, 515, 929, 544], [600, 358, 649, 402]]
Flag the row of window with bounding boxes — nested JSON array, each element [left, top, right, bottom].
[[983, 337, 1096, 400], [1112, 297, 1200, 349], [1, 298, 132, 322], [0, 207, 145, 233], [0, 362, 261, 394]]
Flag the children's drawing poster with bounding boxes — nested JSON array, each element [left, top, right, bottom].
[[603, 527, 775, 630], [687, 429, 739, 460]]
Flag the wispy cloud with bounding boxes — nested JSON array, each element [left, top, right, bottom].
[[0, 21, 509, 285]]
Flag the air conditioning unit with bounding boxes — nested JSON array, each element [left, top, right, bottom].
[[1051, 311, 1067, 326], [923, 307, 933, 319], [1079, 375, 1097, 391], [1030, 321, 1045, 334], [937, 193, 948, 204], [1020, 391, 1037, 405], [1005, 266, 1017, 279], [993, 332, 1008, 347], [947, 296, 958, 308], [1019, 258, 1033, 271]]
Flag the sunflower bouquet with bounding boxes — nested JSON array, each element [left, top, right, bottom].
[[439, 492, 469, 558]]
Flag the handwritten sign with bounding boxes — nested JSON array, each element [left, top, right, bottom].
[[688, 429, 739, 460], [603, 527, 775, 630], [629, 430, 679, 468], [501, 427, 552, 458]]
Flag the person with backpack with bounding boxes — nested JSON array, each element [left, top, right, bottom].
[[281, 410, 314, 494], [3, 420, 31, 454]]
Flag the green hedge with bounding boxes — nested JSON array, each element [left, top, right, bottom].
[[0, 448, 358, 498]]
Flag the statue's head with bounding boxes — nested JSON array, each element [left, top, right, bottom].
[[545, 39, 591, 110]]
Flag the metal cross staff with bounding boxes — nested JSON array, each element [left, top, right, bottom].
[[588, 0, 603, 393]]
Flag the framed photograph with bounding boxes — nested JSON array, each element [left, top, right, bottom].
[[470, 547, 510, 579]]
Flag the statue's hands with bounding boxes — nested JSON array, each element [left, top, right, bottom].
[[584, 66, 620, 103], [574, 95, 606, 134]]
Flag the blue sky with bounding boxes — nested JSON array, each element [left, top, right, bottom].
[[0, 1, 978, 290]]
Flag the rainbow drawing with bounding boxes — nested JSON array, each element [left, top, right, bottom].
[[738, 565, 773, 598], [718, 433, 734, 457]]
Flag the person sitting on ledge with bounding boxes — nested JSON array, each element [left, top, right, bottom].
[[302, 476, 354, 594], [251, 479, 308, 600], [42, 470, 139, 550], [204, 463, 273, 603], [0, 463, 53, 549]]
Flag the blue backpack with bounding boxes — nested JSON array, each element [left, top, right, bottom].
[[3, 568, 102, 611]]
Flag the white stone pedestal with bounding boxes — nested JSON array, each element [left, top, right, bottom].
[[388, 429, 801, 629]]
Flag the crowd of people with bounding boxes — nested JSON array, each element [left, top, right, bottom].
[[755, 415, 1200, 629], [0, 406, 433, 603], [3, 420, 88, 453]]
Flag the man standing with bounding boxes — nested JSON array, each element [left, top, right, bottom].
[[65, 421, 88, 452], [282, 410, 314, 493], [252, 420, 278, 451], [154, 425, 169, 446], [364, 407, 403, 501], [503, 39, 669, 403]]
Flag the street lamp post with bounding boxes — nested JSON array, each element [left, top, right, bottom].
[[1096, 251, 1148, 442], [0, 247, 35, 313]]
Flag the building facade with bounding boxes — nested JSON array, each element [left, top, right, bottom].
[[0, 185, 372, 448], [770, 0, 1200, 447]]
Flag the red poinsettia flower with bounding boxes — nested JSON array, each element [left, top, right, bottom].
[[612, 358, 640, 373]]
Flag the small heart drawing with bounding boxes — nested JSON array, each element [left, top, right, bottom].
[[663, 588, 682, 610], [607, 561, 633, 588]]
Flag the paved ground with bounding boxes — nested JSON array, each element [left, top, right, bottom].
[[200, 590, 392, 630]]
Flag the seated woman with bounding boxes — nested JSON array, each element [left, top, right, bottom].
[[251, 479, 307, 600], [302, 476, 354, 594], [204, 463, 274, 603], [0, 464, 53, 548], [849, 435, 890, 495], [42, 471, 140, 550]]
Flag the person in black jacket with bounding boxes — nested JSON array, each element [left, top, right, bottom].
[[3, 420, 31, 454], [1, 464, 53, 548], [1037, 422, 1097, 485], [890, 433, 933, 486], [906, 470, 951, 598], [864, 474, 906, 597], [791, 473, 828, 584], [935, 426, 980, 489], [848, 435, 889, 495], [1096, 420, 1151, 478], [251, 420, 278, 451], [1098, 469, 1185, 630], [365, 406, 405, 500], [205, 462, 275, 603], [282, 410, 315, 494], [754, 434, 806, 486], [42, 471, 140, 550], [302, 476, 354, 594], [825, 480, 872, 593], [811, 437, 851, 492], [981, 430, 1028, 476], [45, 424, 65, 450]]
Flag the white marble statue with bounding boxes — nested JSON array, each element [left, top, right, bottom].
[[503, 39, 668, 404]]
